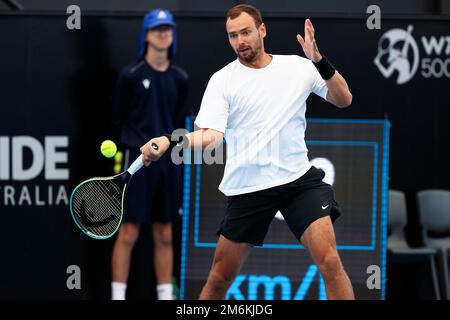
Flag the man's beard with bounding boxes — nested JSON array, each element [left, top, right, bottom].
[[238, 47, 258, 62], [237, 41, 261, 63]]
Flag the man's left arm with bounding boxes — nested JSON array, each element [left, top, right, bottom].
[[323, 69, 352, 108], [297, 18, 352, 108]]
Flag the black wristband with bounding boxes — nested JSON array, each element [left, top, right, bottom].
[[162, 133, 187, 150], [312, 55, 336, 80]]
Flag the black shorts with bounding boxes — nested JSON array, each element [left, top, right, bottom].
[[122, 148, 182, 224], [217, 166, 341, 246]]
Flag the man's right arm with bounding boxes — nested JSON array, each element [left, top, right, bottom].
[[185, 128, 224, 150], [141, 70, 227, 166], [140, 128, 224, 166]]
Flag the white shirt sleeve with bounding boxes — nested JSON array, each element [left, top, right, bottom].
[[194, 73, 229, 134], [310, 61, 329, 100]]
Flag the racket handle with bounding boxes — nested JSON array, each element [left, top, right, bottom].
[[127, 144, 159, 175], [127, 154, 144, 175]]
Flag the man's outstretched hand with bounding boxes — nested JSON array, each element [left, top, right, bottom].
[[296, 18, 323, 63]]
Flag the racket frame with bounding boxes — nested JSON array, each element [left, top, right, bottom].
[[69, 173, 130, 240]]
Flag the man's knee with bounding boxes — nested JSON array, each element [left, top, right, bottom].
[[316, 252, 344, 279], [153, 223, 173, 246], [209, 254, 241, 285], [207, 268, 236, 290], [118, 223, 140, 246]]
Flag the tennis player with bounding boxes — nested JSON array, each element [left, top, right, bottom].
[[141, 4, 354, 300]]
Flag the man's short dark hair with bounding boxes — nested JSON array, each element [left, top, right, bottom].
[[226, 4, 263, 28]]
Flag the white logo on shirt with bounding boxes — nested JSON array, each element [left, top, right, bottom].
[[274, 211, 284, 221], [321, 204, 329, 210], [157, 11, 167, 19], [142, 79, 151, 89]]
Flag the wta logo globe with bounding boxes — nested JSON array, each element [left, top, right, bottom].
[[374, 25, 420, 85]]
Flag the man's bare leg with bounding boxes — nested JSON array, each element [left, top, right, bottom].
[[300, 216, 354, 300], [199, 235, 252, 300]]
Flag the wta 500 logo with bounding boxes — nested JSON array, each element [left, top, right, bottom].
[[374, 25, 450, 84]]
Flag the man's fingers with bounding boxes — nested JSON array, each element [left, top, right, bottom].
[[139, 136, 168, 167], [306, 18, 315, 35], [140, 147, 150, 166], [141, 153, 152, 166], [304, 19, 316, 44], [306, 25, 315, 42], [139, 144, 158, 166], [304, 20, 309, 42], [313, 39, 320, 52], [296, 34, 306, 49]]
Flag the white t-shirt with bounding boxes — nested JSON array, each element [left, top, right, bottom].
[[194, 54, 328, 196]]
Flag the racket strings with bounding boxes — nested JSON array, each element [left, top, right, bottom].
[[71, 179, 122, 237], [82, 180, 121, 235]]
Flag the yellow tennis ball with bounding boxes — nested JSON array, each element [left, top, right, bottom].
[[100, 140, 117, 158], [113, 163, 122, 174], [114, 150, 123, 163]]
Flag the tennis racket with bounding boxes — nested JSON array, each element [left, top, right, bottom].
[[69, 143, 158, 239]]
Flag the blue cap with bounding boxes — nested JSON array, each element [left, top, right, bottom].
[[138, 9, 177, 59]]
